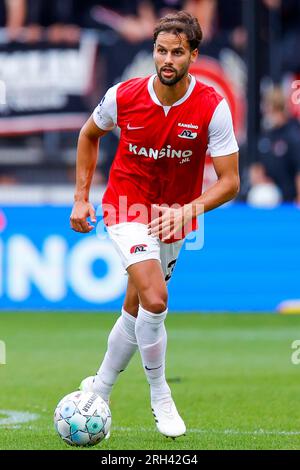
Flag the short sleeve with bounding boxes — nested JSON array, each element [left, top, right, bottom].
[[208, 99, 239, 157], [92, 83, 121, 131]]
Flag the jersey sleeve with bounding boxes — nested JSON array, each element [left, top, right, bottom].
[[92, 83, 121, 131], [207, 99, 239, 157]]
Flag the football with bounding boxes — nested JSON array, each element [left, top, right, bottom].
[[54, 390, 111, 446]]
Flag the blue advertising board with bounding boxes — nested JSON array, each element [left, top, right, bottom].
[[0, 205, 299, 312]]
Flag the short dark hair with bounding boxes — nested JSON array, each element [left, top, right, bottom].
[[153, 11, 203, 51]]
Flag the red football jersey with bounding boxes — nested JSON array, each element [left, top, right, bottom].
[[96, 75, 225, 241]]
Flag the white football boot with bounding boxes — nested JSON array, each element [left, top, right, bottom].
[[151, 397, 186, 439], [79, 375, 104, 397], [79, 376, 111, 439]]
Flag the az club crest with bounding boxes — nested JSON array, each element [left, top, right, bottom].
[[130, 244, 148, 254], [178, 129, 197, 139]]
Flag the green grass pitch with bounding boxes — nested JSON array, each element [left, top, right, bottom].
[[0, 312, 300, 450]]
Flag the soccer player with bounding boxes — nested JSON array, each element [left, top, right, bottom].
[[70, 11, 240, 438]]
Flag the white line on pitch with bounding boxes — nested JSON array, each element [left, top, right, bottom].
[[0, 410, 40, 426], [112, 426, 300, 436]]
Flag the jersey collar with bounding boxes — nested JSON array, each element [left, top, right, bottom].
[[147, 74, 196, 108]]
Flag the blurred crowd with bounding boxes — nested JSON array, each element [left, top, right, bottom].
[[0, 0, 300, 206], [1, 0, 299, 60], [249, 86, 300, 206], [0, 0, 246, 46]]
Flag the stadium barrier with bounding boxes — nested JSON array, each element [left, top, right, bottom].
[[0, 204, 299, 312]]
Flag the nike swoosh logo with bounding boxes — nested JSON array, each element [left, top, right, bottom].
[[127, 124, 144, 130], [145, 365, 162, 371]]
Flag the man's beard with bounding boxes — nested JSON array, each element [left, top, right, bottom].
[[156, 65, 188, 86]]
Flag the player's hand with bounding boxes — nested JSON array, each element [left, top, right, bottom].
[[70, 201, 96, 233], [148, 204, 193, 242]]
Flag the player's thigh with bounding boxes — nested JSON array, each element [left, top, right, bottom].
[[106, 222, 161, 270], [127, 259, 168, 309], [106, 222, 167, 309], [160, 239, 185, 284]]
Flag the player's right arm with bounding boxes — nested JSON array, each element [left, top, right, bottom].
[[70, 84, 119, 233], [70, 118, 109, 233]]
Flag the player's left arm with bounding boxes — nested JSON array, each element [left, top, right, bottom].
[[148, 99, 240, 240], [191, 98, 240, 214], [189, 151, 240, 216], [148, 152, 239, 240]]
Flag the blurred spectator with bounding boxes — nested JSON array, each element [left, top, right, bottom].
[[0, 0, 4, 25], [85, 0, 185, 43], [24, 0, 81, 43], [185, 0, 216, 43], [1, 0, 26, 40], [185, 0, 247, 55], [280, 0, 300, 74], [249, 86, 300, 204], [217, 0, 246, 52], [247, 182, 283, 208], [261, 0, 300, 75]]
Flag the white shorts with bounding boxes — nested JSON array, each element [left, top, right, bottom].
[[106, 222, 184, 283]]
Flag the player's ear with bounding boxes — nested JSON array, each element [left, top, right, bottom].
[[190, 48, 198, 63]]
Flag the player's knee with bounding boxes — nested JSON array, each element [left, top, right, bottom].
[[123, 300, 139, 317], [141, 291, 168, 313], [147, 301, 167, 313]]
